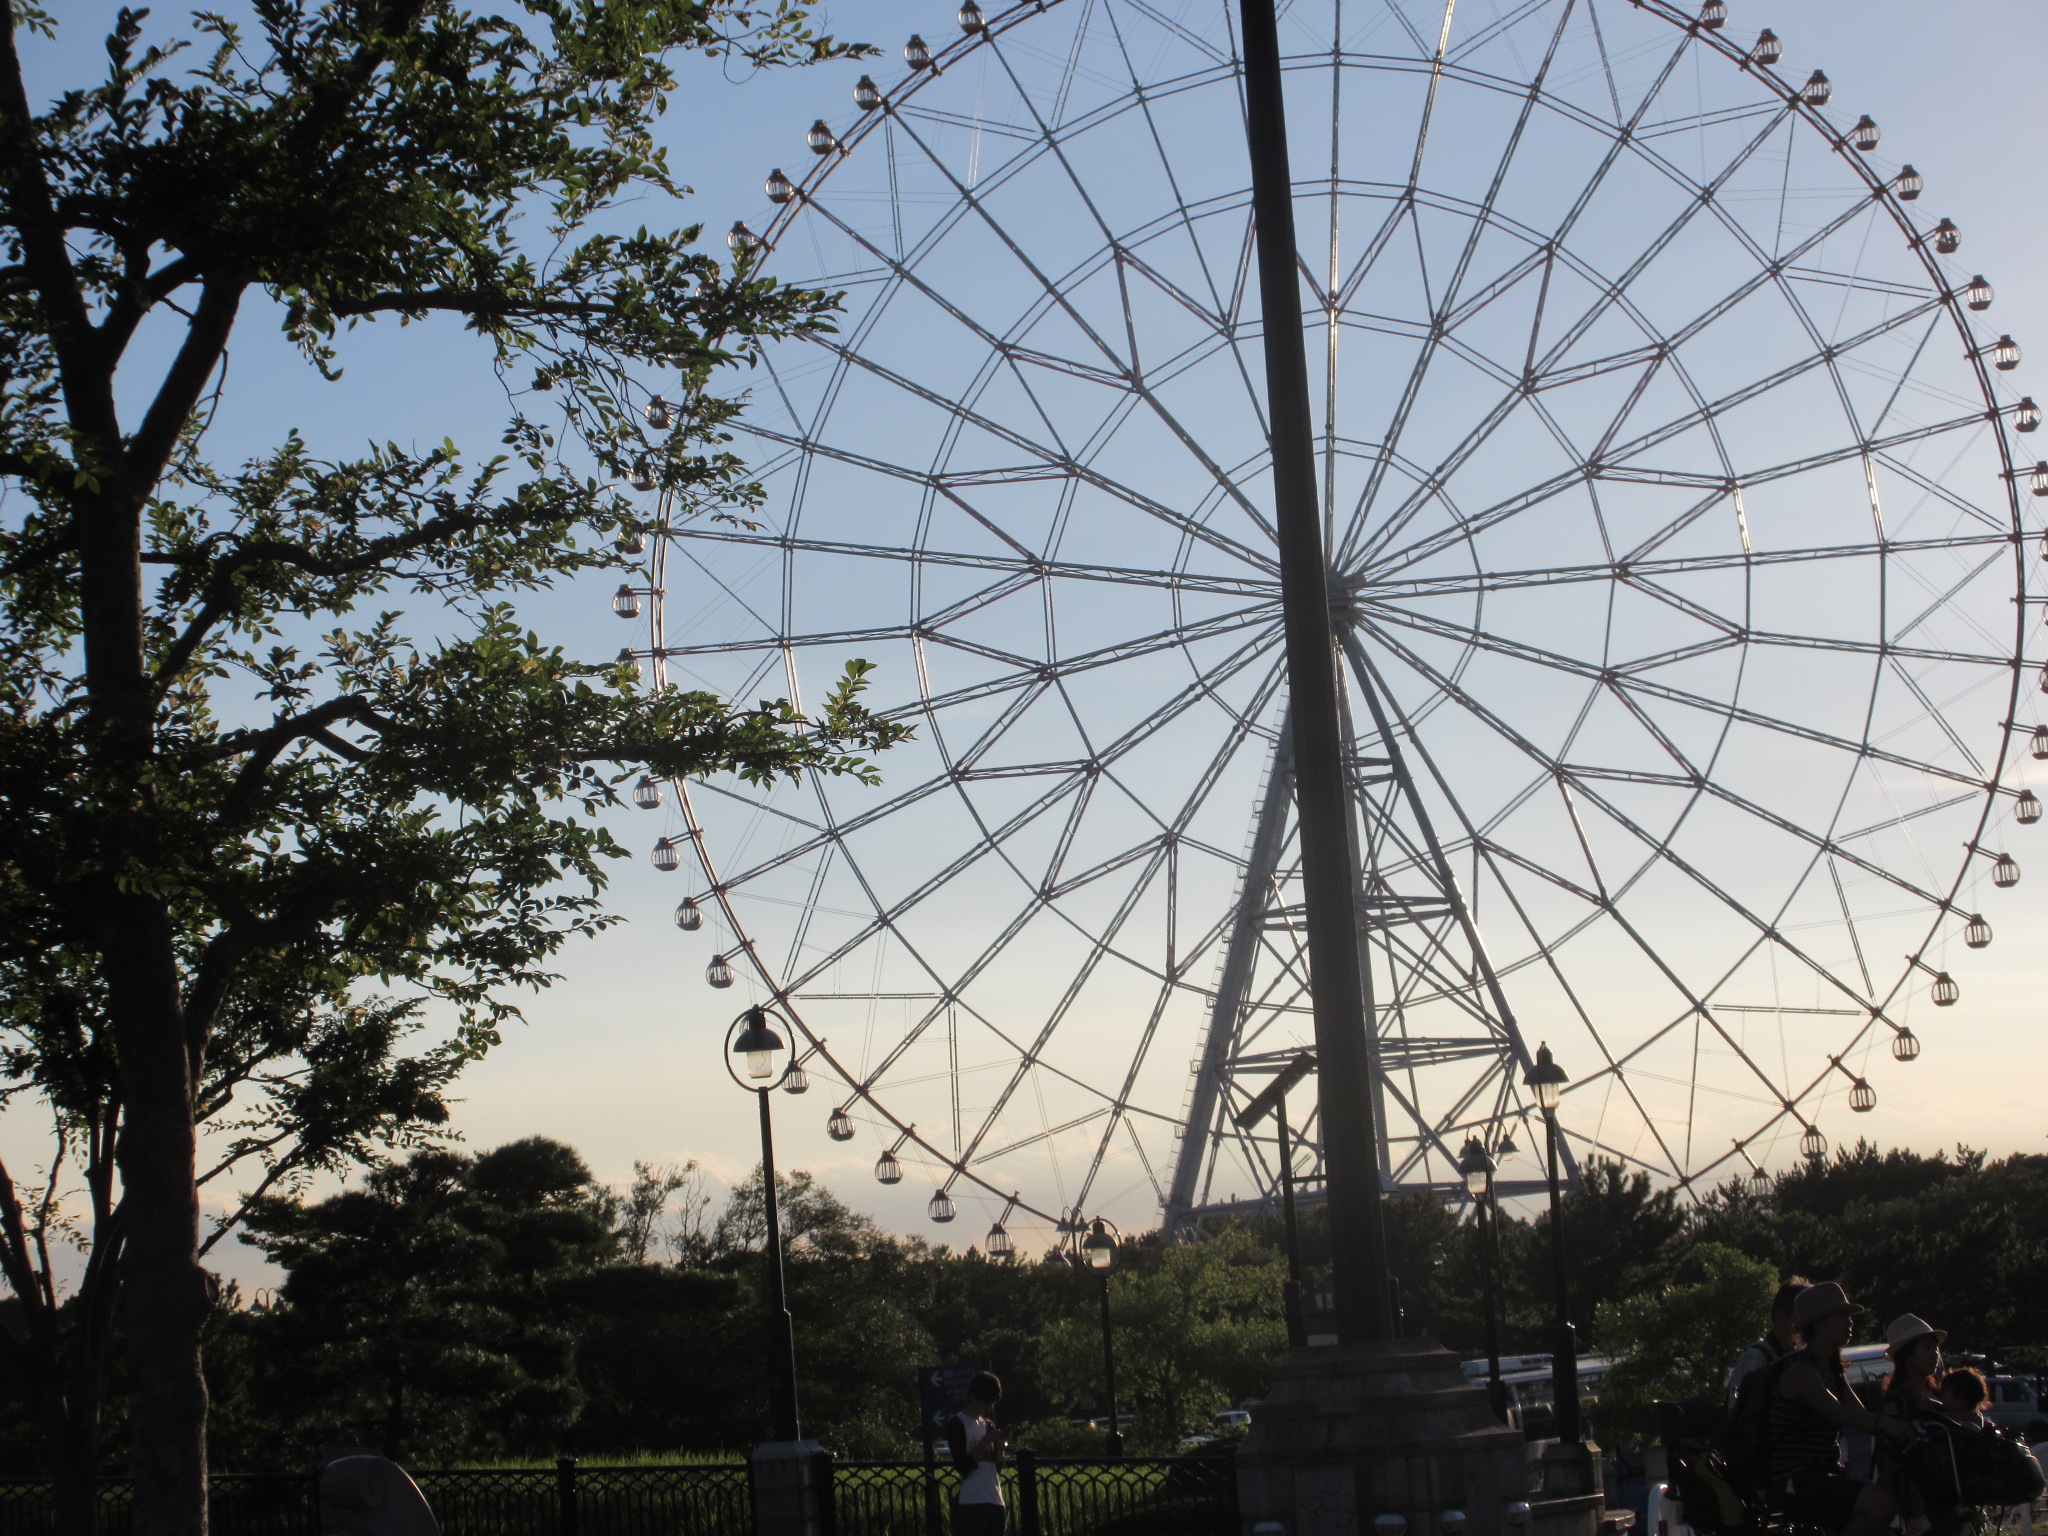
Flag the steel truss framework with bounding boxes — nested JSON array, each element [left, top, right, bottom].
[[625, 0, 2042, 1246]]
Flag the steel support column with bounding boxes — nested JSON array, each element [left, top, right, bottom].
[[1239, 0, 1392, 1345]]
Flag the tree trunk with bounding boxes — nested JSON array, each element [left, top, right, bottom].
[[110, 895, 209, 1536], [50, 1392, 103, 1536]]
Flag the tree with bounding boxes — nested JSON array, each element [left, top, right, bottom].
[[1038, 1231, 1285, 1449], [1591, 1242, 1776, 1445], [0, 3, 893, 1531], [231, 1138, 617, 1463]]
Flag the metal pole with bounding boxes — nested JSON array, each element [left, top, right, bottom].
[[759, 1087, 802, 1441], [1547, 1109, 1582, 1443], [1098, 1271, 1124, 1456], [1276, 1097, 1306, 1348], [1237, 0, 1393, 1350], [1478, 1185, 1504, 1424]]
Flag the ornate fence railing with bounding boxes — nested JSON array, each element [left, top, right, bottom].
[[0, 1450, 1235, 1536]]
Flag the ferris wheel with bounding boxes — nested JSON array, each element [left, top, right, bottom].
[[623, 0, 2044, 1247]]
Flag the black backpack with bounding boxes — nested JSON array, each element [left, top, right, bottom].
[[1904, 1418, 2048, 1510], [1719, 1351, 1799, 1499]]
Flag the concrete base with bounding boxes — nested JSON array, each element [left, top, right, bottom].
[[1536, 1441, 1605, 1499], [749, 1440, 829, 1536], [1235, 1337, 1534, 1536]]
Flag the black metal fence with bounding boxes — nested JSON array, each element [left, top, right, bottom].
[[0, 1452, 1234, 1536]]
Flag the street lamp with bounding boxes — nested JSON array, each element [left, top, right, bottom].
[[1231, 1050, 1317, 1347], [1457, 1137, 1504, 1423], [1524, 1043, 1581, 1444], [726, 1005, 802, 1442], [1080, 1218, 1124, 1456]]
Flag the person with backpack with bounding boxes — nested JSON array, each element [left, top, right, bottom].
[[944, 1371, 1009, 1535], [1726, 1278, 1807, 1411], [1766, 1282, 1915, 1536]]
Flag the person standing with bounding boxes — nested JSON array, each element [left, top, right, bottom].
[[944, 1371, 1009, 1536], [1727, 1278, 1808, 1410], [1768, 1283, 1914, 1536]]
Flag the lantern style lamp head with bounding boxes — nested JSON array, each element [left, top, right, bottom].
[[651, 837, 681, 872], [766, 168, 795, 204], [2014, 397, 2041, 433], [929, 1188, 956, 1224], [732, 1006, 787, 1082], [1497, 1134, 1518, 1159], [706, 953, 735, 988], [1800, 70, 1831, 106], [1524, 1041, 1568, 1112], [959, 0, 986, 32], [1892, 1027, 1921, 1062], [1081, 1218, 1115, 1270], [2017, 789, 2043, 825], [1800, 1125, 1827, 1159], [1458, 1136, 1495, 1196], [1750, 28, 1781, 65], [632, 774, 663, 810], [904, 33, 933, 69], [674, 896, 703, 931], [827, 1106, 855, 1141], [1893, 165, 1923, 200], [1848, 1078, 1876, 1114], [985, 1220, 1013, 1257], [1930, 971, 1959, 1007], [875, 1148, 903, 1184], [612, 585, 641, 619], [1964, 913, 1993, 949], [854, 74, 882, 111]]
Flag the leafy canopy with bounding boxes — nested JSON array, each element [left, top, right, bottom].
[[0, 0, 900, 1254]]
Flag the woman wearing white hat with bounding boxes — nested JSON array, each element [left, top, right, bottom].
[[1880, 1314, 1948, 1423]]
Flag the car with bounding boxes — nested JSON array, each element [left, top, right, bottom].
[[1215, 1409, 1252, 1431]]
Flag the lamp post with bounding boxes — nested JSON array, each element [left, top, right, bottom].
[[1459, 1137, 1504, 1424], [1231, 1051, 1317, 1347], [1524, 1043, 1580, 1445], [1081, 1218, 1124, 1456], [727, 1005, 803, 1443]]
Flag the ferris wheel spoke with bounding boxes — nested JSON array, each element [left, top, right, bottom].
[[668, 525, 1279, 599], [1356, 626, 1888, 1143], [1341, 635, 1697, 1180], [774, 332, 1277, 572], [1367, 620, 1923, 1030], [1361, 601, 1992, 791], [882, 92, 1285, 548], [1360, 528, 2014, 602], [889, 607, 1281, 724], [1366, 295, 1954, 579], [1333, 0, 1577, 549], [1351, 164, 1895, 572]]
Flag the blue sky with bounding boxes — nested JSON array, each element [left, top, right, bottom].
[[13, 1, 2046, 1286]]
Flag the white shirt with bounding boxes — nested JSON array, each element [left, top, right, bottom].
[[954, 1412, 1004, 1506]]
